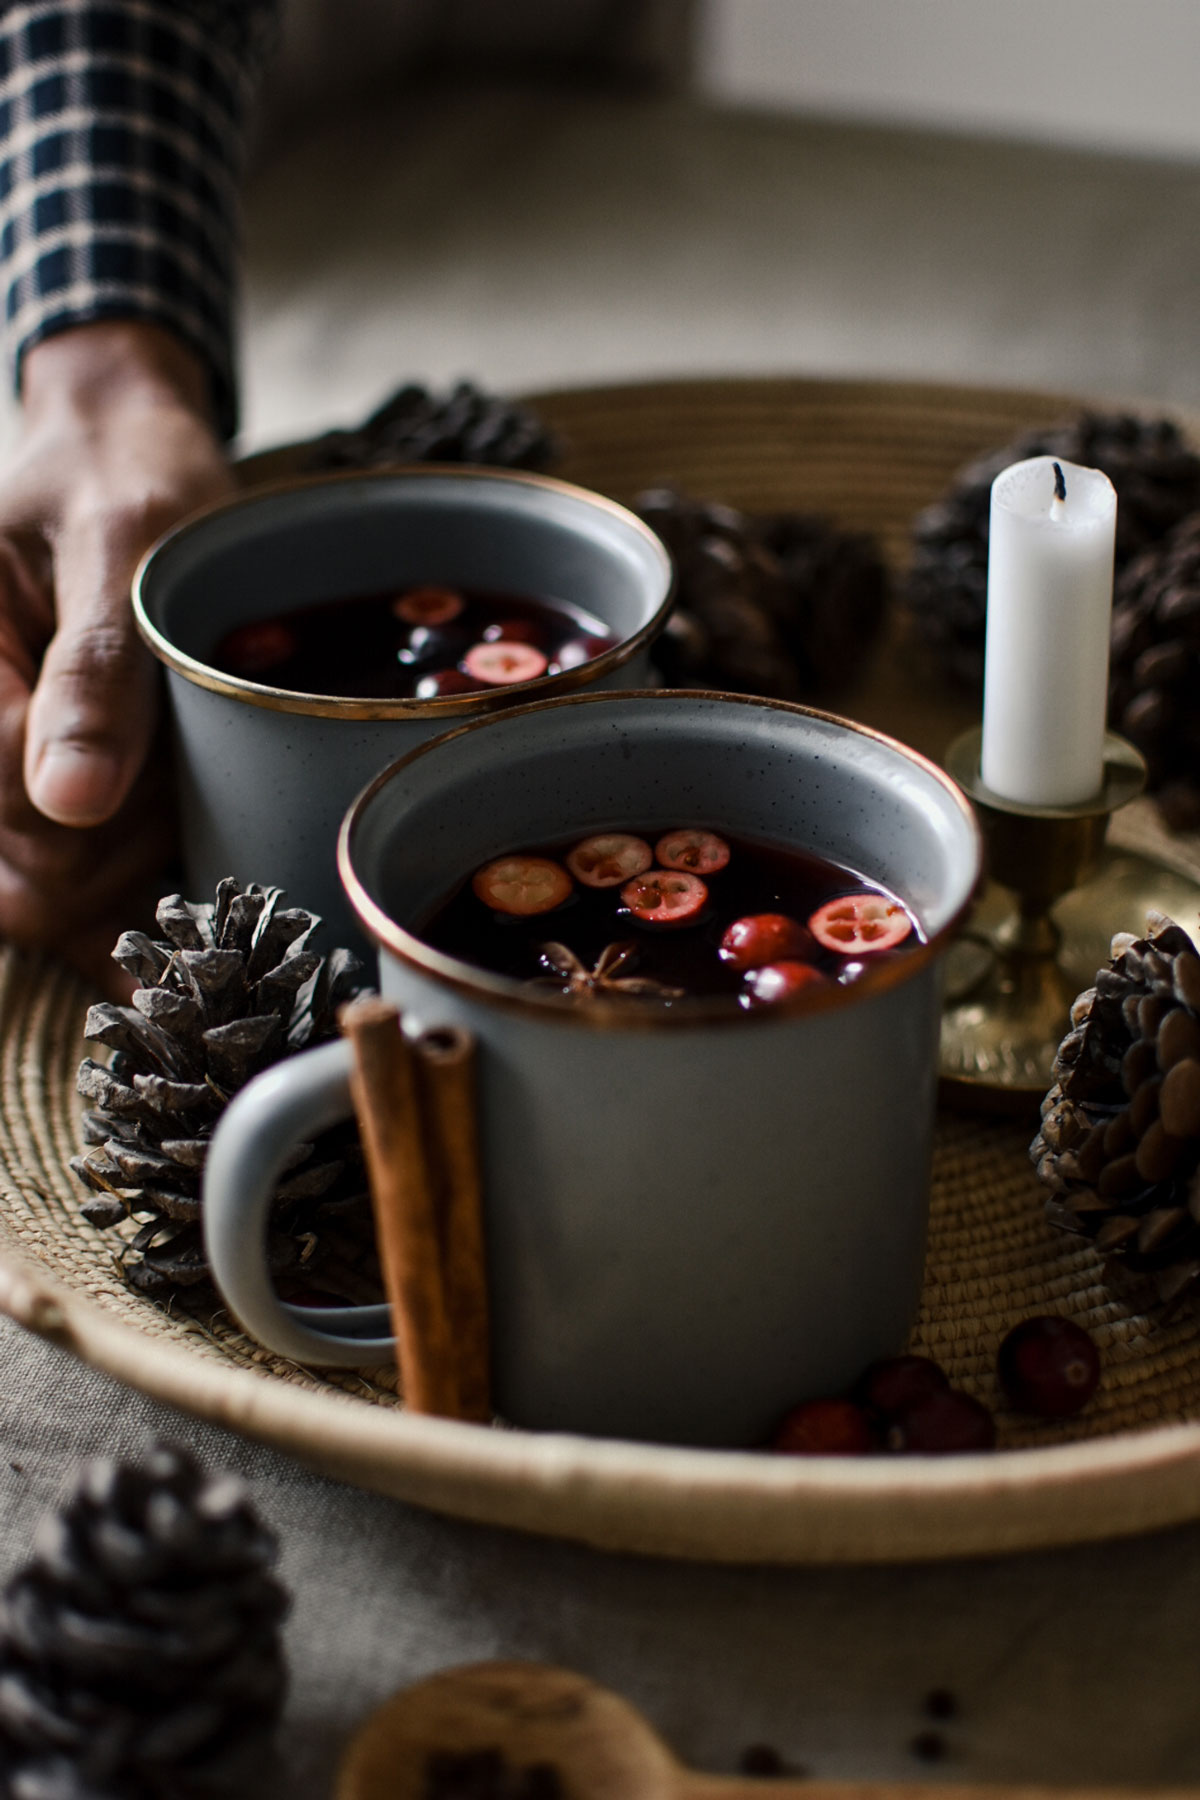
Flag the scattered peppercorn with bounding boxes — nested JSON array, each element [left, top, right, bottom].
[[738, 1743, 787, 1776], [424, 1748, 565, 1799], [909, 1730, 949, 1763], [923, 1688, 959, 1721]]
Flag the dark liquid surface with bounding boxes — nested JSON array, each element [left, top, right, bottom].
[[418, 830, 922, 1005], [209, 586, 618, 700]]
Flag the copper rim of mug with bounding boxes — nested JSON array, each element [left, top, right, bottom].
[[338, 688, 984, 1033], [130, 465, 674, 721]]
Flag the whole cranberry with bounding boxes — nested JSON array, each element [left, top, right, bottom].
[[855, 1354, 950, 1418], [887, 1388, 996, 1453], [741, 960, 826, 1007], [771, 1398, 876, 1456], [415, 668, 477, 700], [720, 913, 813, 972], [997, 1316, 1100, 1418], [557, 633, 614, 670]]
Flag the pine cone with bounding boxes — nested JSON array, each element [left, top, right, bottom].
[[904, 412, 1200, 687], [1031, 911, 1200, 1308], [1109, 514, 1200, 831], [0, 1444, 287, 1799], [304, 380, 561, 474], [637, 488, 888, 700], [71, 880, 370, 1301]]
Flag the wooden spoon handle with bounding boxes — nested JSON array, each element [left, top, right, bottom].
[[337, 1661, 1200, 1800]]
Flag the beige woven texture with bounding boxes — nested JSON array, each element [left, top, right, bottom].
[[3, 377, 1200, 1560]]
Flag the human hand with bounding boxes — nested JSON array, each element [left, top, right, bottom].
[[0, 322, 233, 995]]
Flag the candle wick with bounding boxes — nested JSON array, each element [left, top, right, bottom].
[[1052, 461, 1067, 503]]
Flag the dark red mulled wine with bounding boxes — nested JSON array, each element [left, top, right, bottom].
[[209, 584, 618, 700], [418, 828, 923, 1007]]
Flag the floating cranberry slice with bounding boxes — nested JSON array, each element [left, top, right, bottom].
[[720, 912, 813, 972], [462, 641, 549, 685], [996, 1315, 1100, 1418], [855, 1354, 950, 1418], [472, 855, 572, 917], [620, 869, 708, 926], [771, 1398, 876, 1456], [218, 619, 297, 676], [415, 668, 476, 700], [566, 834, 653, 889], [655, 829, 731, 875], [741, 961, 826, 1006], [808, 892, 912, 955], [887, 1388, 996, 1453], [392, 585, 464, 626]]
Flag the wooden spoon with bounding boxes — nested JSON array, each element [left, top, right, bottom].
[[337, 1659, 1194, 1800]]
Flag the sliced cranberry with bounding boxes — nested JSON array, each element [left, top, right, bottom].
[[996, 1316, 1100, 1418], [566, 834, 653, 889], [809, 892, 913, 956], [720, 913, 813, 972], [771, 1398, 876, 1455], [620, 870, 708, 927], [415, 668, 476, 700], [741, 961, 827, 1007], [462, 641, 549, 685], [391, 586, 464, 626], [887, 1388, 995, 1453], [856, 1354, 950, 1418], [218, 619, 298, 676], [655, 829, 731, 875], [472, 855, 572, 917]]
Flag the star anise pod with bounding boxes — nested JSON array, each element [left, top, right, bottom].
[[532, 941, 684, 1001]]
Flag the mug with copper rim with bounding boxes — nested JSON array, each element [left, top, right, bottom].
[[133, 466, 673, 950], [203, 690, 982, 1448]]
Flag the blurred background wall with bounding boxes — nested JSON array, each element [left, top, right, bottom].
[[695, 0, 1200, 160], [236, 1, 1200, 449]]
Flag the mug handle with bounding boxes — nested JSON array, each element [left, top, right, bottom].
[[203, 1038, 396, 1365]]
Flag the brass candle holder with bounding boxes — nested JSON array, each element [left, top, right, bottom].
[[939, 727, 1200, 1111]]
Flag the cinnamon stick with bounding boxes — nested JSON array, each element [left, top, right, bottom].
[[415, 1025, 491, 1423], [340, 998, 460, 1418]]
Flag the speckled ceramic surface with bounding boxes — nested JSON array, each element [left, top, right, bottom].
[[204, 691, 981, 1447], [133, 468, 673, 950]]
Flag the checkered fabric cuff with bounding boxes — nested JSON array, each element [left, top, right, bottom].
[[0, 1, 277, 441]]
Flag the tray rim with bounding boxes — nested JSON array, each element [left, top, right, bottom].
[[7, 370, 1200, 1564], [6, 1240, 1200, 1565]]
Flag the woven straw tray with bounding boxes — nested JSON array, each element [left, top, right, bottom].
[[4, 375, 1200, 1565]]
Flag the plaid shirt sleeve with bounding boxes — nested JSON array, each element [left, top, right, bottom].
[[0, 0, 279, 441]]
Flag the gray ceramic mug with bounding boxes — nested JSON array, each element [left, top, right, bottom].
[[203, 691, 981, 1448], [133, 467, 673, 951]]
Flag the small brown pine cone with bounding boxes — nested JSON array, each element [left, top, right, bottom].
[[637, 487, 888, 700], [1109, 513, 1200, 831], [70, 880, 373, 1304], [1031, 911, 1200, 1308], [904, 412, 1200, 688], [304, 380, 561, 474]]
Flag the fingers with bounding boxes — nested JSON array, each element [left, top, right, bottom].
[[24, 496, 162, 826], [0, 750, 176, 951]]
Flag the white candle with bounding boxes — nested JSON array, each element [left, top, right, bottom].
[[980, 454, 1116, 807]]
